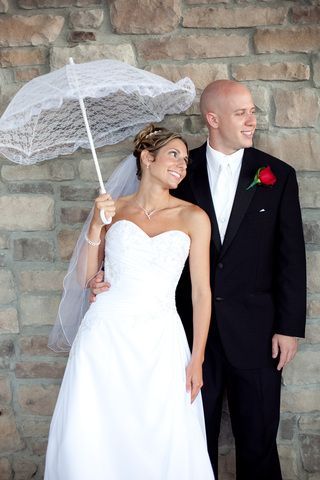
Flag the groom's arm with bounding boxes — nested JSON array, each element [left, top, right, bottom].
[[273, 168, 306, 369]]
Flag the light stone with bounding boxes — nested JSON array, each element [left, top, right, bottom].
[[0, 195, 54, 231], [20, 294, 61, 326], [273, 88, 320, 127], [50, 44, 136, 70], [0, 15, 64, 47], [0, 308, 19, 334], [17, 384, 60, 415], [282, 351, 320, 386], [0, 407, 24, 452], [0, 270, 16, 304], [307, 251, 320, 293]]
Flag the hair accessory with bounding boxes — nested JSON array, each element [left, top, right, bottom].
[[85, 234, 101, 247], [145, 130, 161, 139]]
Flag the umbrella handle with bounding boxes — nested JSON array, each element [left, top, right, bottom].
[[69, 57, 111, 226]]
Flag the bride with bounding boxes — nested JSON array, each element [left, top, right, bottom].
[[44, 124, 214, 479]]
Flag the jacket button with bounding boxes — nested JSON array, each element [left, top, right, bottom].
[[215, 296, 224, 301], [217, 262, 224, 269]]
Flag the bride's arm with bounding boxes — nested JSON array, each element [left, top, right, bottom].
[[85, 194, 116, 283], [186, 207, 211, 403]]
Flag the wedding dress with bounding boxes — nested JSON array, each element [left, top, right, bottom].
[[45, 219, 214, 480]]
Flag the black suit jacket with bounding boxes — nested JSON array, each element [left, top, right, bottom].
[[174, 143, 306, 369]]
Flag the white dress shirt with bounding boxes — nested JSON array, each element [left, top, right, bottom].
[[206, 142, 244, 242]]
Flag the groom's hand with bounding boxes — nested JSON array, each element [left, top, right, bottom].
[[88, 271, 110, 303], [272, 333, 298, 371]]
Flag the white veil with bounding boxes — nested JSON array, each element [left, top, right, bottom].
[[48, 154, 139, 352]]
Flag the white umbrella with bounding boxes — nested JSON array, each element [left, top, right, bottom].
[[0, 58, 195, 193]]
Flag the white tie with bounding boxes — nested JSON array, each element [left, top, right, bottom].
[[213, 162, 232, 242]]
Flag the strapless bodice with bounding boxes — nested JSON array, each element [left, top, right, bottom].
[[102, 220, 190, 312]]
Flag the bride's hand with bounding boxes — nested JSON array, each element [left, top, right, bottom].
[[92, 193, 116, 228], [186, 360, 203, 403]]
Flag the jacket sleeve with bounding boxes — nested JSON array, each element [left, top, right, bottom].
[[274, 168, 306, 337]]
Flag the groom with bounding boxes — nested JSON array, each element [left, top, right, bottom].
[[90, 80, 306, 479], [173, 80, 306, 479]]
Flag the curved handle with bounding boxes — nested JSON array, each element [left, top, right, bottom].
[[99, 209, 112, 225]]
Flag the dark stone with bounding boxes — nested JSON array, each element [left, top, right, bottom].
[[8, 183, 54, 195], [300, 433, 320, 472], [13, 238, 54, 262], [60, 185, 96, 201], [69, 31, 96, 43], [0, 339, 15, 368]]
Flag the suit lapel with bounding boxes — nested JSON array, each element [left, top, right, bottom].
[[220, 148, 258, 257], [189, 144, 222, 252]]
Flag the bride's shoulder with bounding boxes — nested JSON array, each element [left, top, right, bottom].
[[177, 201, 211, 234]]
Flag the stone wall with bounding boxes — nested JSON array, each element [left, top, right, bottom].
[[0, 1, 319, 479]]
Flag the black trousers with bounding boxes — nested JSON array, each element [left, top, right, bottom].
[[202, 337, 282, 480]]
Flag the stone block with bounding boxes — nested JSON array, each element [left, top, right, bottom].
[[304, 323, 320, 345], [21, 417, 50, 437], [50, 44, 136, 70], [79, 155, 121, 181], [278, 445, 299, 479], [15, 67, 42, 82], [136, 34, 249, 61], [0, 47, 47, 67], [17, 384, 60, 415], [18, 0, 74, 6], [183, 6, 287, 28], [0, 375, 12, 403], [18, 270, 65, 292], [0, 195, 54, 231], [0, 15, 64, 47], [0, 308, 19, 334], [279, 414, 297, 441], [299, 415, 320, 433], [297, 174, 320, 208], [8, 182, 54, 195], [13, 237, 54, 261], [0, 0, 8, 13], [299, 434, 320, 473], [307, 297, 320, 318], [147, 63, 228, 91], [313, 54, 320, 87], [2, 160, 75, 181], [303, 218, 320, 244], [57, 228, 81, 260], [60, 206, 91, 225], [60, 185, 96, 201], [0, 270, 16, 304], [0, 339, 14, 368], [15, 361, 65, 378], [254, 26, 320, 54], [232, 62, 310, 81], [69, 31, 96, 43], [185, 0, 229, 3], [273, 88, 320, 127], [110, 0, 180, 34], [291, 6, 320, 24], [0, 233, 9, 249], [12, 457, 37, 480], [307, 251, 320, 293], [20, 294, 61, 326], [19, 335, 58, 356], [282, 350, 320, 386], [30, 438, 47, 456], [74, 0, 102, 5], [0, 458, 11, 480], [70, 9, 104, 29], [0, 407, 24, 453], [281, 388, 320, 413], [254, 131, 320, 171]]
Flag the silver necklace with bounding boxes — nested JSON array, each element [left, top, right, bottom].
[[135, 201, 168, 220]]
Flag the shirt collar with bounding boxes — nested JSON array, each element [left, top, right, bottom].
[[206, 140, 244, 175]]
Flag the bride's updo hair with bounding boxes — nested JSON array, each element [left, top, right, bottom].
[[133, 124, 188, 180]]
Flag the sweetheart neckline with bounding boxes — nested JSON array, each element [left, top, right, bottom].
[[106, 219, 190, 242]]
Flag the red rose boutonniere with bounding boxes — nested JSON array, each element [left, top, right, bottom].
[[247, 166, 277, 190]]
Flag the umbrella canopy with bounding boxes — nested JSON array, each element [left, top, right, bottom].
[[0, 59, 195, 165]]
